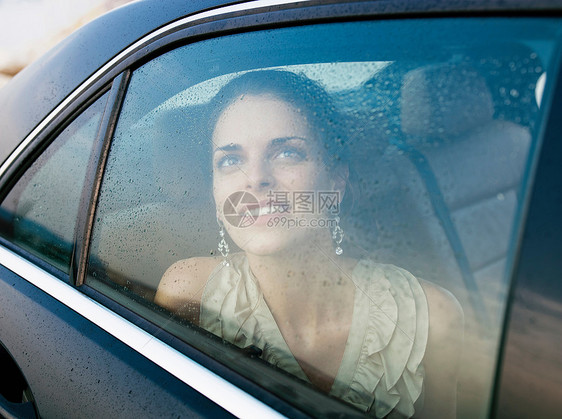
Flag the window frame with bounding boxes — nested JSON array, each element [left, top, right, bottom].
[[492, 39, 562, 418], [0, 86, 112, 282]]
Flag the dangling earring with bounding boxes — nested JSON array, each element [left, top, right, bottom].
[[332, 216, 344, 256], [218, 221, 230, 266]]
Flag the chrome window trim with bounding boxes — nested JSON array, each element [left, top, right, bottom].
[[0, 244, 284, 418], [0, 0, 303, 180]]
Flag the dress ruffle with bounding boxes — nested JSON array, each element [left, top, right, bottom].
[[200, 253, 429, 418], [336, 260, 429, 417]]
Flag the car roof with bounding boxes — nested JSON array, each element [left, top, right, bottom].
[[1, 0, 561, 167], [0, 0, 234, 165]]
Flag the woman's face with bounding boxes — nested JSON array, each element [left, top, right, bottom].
[[212, 93, 344, 256]]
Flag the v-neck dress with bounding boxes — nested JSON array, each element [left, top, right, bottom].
[[200, 253, 429, 418]]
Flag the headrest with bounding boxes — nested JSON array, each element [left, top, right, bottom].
[[400, 63, 494, 139]]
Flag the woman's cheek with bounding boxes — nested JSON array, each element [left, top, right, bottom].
[[218, 170, 247, 189], [292, 170, 330, 191], [275, 165, 314, 187]]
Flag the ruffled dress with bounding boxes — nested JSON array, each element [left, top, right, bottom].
[[200, 253, 429, 418]]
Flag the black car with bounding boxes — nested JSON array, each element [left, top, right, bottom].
[[1, 1, 561, 417]]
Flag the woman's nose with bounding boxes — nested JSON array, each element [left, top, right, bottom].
[[246, 160, 275, 191]]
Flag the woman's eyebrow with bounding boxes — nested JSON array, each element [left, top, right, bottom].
[[270, 136, 308, 146], [213, 143, 240, 154]]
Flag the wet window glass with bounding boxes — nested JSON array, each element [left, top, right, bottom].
[[0, 93, 108, 273], [85, 19, 559, 418]]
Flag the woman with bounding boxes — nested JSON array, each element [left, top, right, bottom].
[[155, 70, 463, 418]]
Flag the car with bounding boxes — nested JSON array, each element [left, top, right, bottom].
[[1, 0, 562, 417]]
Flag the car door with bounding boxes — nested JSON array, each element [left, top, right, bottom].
[[1, 2, 561, 418]]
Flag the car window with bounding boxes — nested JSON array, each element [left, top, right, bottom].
[[85, 18, 559, 417], [0, 93, 108, 273]]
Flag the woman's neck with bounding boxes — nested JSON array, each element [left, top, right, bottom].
[[244, 240, 357, 391], [244, 240, 356, 326]]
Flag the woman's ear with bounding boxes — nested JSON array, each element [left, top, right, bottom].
[[333, 164, 349, 201]]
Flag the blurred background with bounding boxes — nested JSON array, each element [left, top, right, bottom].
[[0, 0, 134, 89]]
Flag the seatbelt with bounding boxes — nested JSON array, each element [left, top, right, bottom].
[[392, 138, 490, 325]]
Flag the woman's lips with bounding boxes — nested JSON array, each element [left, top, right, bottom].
[[240, 200, 291, 218]]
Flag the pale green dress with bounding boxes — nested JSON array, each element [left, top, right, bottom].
[[200, 253, 429, 418]]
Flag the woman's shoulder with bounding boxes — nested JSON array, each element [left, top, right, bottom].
[[416, 280, 464, 418], [419, 279, 464, 327], [155, 256, 223, 310], [164, 255, 223, 279], [418, 278, 464, 364]]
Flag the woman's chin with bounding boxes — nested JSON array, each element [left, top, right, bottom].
[[229, 227, 312, 257]]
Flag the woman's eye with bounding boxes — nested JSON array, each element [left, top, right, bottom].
[[274, 148, 306, 161], [216, 155, 242, 168]]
